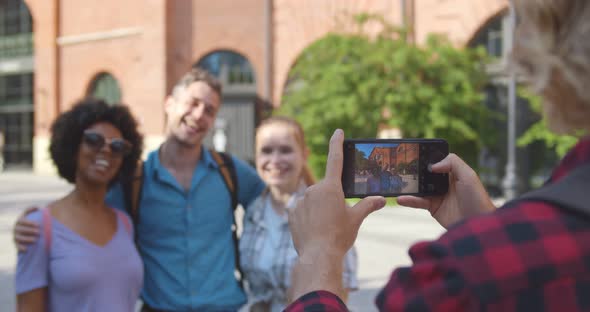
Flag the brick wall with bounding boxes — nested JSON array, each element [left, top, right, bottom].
[[413, 0, 508, 45], [23, 0, 510, 173], [272, 0, 400, 105]]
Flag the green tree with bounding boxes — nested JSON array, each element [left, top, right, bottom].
[[396, 162, 408, 174], [354, 148, 369, 172], [407, 159, 419, 175], [279, 13, 494, 177], [517, 88, 581, 157]]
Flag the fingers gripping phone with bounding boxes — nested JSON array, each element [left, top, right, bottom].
[[342, 139, 449, 198]]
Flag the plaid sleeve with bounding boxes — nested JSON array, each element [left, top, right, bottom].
[[284, 291, 349, 312], [375, 240, 470, 311]]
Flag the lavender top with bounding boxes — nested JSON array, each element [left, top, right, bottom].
[[16, 209, 143, 312]]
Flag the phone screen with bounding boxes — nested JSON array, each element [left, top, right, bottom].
[[342, 139, 448, 198], [354, 142, 419, 195]]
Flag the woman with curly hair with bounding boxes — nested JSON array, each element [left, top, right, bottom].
[[15, 98, 144, 312]]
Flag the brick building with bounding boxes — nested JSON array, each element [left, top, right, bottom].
[[368, 147, 394, 169], [394, 144, 418, 168], [0, 0, 510, 174], [368, 143, 418, 173]]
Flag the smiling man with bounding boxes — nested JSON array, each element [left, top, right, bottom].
[[111, 68, 265, 311]]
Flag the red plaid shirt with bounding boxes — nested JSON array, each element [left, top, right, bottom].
[[285, 138, 590, 312]]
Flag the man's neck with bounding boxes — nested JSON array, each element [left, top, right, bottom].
[[160, 137, 203, 171]]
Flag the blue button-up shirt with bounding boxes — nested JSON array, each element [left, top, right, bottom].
[[107, 147, 265, 311]]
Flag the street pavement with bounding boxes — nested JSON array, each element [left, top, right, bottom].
[[0, 171, 446, 312], [0, 171, 72, 310]]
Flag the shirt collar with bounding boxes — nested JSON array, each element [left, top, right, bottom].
[[248, 190, 269, 225], [550, 136, 590, 183], [147, 145, 218, 180], [201, 148, 219, 169], [248, 181, 308, 226]]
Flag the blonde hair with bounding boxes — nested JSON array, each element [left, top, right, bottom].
[[256, 116, 316, 186], [512, 0, 590, 134]]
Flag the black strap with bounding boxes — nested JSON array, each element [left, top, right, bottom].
[[122, 160, 144, 225], [516, 163, 590, 216], [217, 151, 239, 211], [210, 149, 244, 289], [140, 303, 169, 312], [122, 160, 144, 245]]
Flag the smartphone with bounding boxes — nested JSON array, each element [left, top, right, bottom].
[[342, 138, 449, 198]]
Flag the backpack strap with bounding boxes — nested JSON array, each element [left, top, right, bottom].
[[42, 208, 52, 254], [209, 149, 243, 288], [517, 163, 590, 215], [122, 160, 144, 226], [210, 150, 238, 209]]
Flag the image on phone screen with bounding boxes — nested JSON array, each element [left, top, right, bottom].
[[354, 143, 419, 195]]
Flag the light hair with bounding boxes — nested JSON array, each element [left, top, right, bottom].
[[256, 116, 316, 186], [171, 67, 222, 98], [512, 0, 590, 134]]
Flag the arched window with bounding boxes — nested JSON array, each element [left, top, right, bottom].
[[0, 0, 34, 168], [0, 0, 33, 58], [195, 51, 257, 162], [470, 14, 506, 58], [196, 50, 255, 85], [88, 73, 122, 105]]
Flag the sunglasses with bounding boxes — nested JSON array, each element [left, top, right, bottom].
[[82, 131, 132, 157]]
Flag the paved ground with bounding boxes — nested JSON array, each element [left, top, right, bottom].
[[0, 170, 446, 311], [0, 171, 72, 310]]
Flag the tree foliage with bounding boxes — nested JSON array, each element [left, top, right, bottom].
[[354, 148, 369, 171], [517, 88, 581, 157], [279, 14, 494, 177]]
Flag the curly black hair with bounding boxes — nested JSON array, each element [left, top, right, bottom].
[[49, 97, 143, 185]]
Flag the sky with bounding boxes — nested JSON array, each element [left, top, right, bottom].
[[355, 143, 399, 159]]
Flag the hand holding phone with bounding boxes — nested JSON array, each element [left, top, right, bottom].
[[341, 139, 449, 198], [397, 153, 497, 228]]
